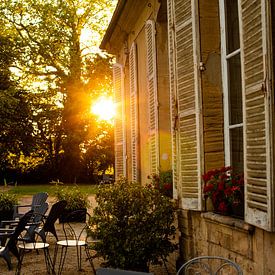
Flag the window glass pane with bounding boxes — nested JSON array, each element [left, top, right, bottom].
[[230, 127, 243, 173], [225, 0, 240, 53], [228, 54, 242, 125]]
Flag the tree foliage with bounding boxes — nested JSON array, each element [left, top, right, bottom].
[[0, 34, 34, 178], [0, 0, 116, 183]]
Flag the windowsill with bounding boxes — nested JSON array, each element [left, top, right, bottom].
[[201, 212, 254, 233]]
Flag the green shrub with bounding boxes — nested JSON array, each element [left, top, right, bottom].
[[88, 179, 177, 271], [0, 191, 18, 211], [54, 185, 89, 210]]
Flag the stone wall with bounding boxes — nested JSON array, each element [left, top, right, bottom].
[[177, 209, 275, 274]]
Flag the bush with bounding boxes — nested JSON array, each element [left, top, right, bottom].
[[88, 179, 177, 271], [54, 184, 89, 211], [0, 191, 18, 211]]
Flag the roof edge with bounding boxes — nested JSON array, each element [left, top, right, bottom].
[[100, 0, 127, 50]]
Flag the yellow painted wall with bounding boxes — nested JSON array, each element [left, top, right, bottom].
[[115, 0, 171, 185], [200, 0, 224, 172], [156, 20, 172, 172]]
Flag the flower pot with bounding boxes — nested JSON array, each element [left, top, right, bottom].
[[231, 202, 244, 218], [212, 200, 232, 216], [59, 208, 87, 223]]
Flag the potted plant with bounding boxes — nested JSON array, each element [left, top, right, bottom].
[[0, 191, 18, 223], [88, 178, 177, 272], [202, 166, 244, 217], [54, 185, 89, 223], [147, 170, 173, 198]]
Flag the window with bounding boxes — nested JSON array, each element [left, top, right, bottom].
[[220, 0, 243, 173]]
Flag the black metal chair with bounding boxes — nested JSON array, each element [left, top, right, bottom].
[[13, 192, 48, 219], [16, 231, 53, 275], [54, 209, 96, 274], [0, 210, 34, 271], [35, 200, 67, 242], [1, 202, 49, 244], [176, 256, 243, 275], [15, 201, 68, 275]]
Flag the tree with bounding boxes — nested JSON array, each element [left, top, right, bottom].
[[80, 120, 114, 182], [0, 34, 34, 182], [0, 0, 116, 182]]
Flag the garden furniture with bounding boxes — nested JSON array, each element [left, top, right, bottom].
[[0, 210, 33, 271], [13, 201, 68, 274], [13, 192, 48, 219], [176, 256, 243, 274], [16, 231, 53, 275], [35, 200, 67, 242], [53, 209, 96, 274], [1, 202, 49, 244]]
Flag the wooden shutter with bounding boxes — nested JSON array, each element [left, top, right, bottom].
[[129, 43, 139, 182], [241, 0, 274, 231], [113, 64, 126, 180], [170, 0, 203, 210], [145, 20, 159, 175], [167, 0, 179, 199]]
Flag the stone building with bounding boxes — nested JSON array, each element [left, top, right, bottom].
[[101, 0, 275, 274]]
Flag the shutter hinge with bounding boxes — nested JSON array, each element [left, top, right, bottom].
[[157, 100, 160, 108], [173, 115, 178, 131], [261, 80, 267, 96], [199, 62, 206, 72]]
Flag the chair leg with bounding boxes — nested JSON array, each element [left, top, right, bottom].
[[85, 246, 96, 274], [58, 246, 67, 275], [44, 247, 55, 275], [2, 249, 12, 270], [76, 245, 82, 271], [53, 244, 59, 270], [15, 248, 25, 275]]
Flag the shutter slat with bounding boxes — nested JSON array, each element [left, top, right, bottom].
[[167, 0, 178, 199], [242, 0, 274, 231], [145, 20, 159, 175], [113, 64, 126, 179], [129, 43, 139, 182], [169, 0, 202, 210]]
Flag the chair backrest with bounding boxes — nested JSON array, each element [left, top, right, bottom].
[[32, 192, 48, 211], [43, 200, 67, 240], [22, 202, 49, 242], [61, 209, 88, 243], [7, 210, 34, 260], [176, 256, 243, 275]]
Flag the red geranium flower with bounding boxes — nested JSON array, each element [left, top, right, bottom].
[[202, 166, 244, 216]]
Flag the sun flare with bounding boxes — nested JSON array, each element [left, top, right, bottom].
[[91, 96, 115, 122]]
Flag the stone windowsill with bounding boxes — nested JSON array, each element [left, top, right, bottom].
[[201, 212, 255, 233]]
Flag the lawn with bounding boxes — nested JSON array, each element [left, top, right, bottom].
[[0, 184, 99, 196]]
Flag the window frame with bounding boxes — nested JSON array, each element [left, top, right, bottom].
[[219, 0, 244, 170]]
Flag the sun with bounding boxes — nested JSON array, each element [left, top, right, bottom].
[[91, 96, 115, 122]]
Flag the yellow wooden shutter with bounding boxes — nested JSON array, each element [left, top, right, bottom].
[[129, 43, 139, 182], [113, 64, 126, 180], [172, 0, 203, 210], [241, 0, 274, 231], [167, 0, 179, 199], [145, 20, 159, 175]]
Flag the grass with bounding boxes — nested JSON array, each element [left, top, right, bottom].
[[0, 184, 99, 196]]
